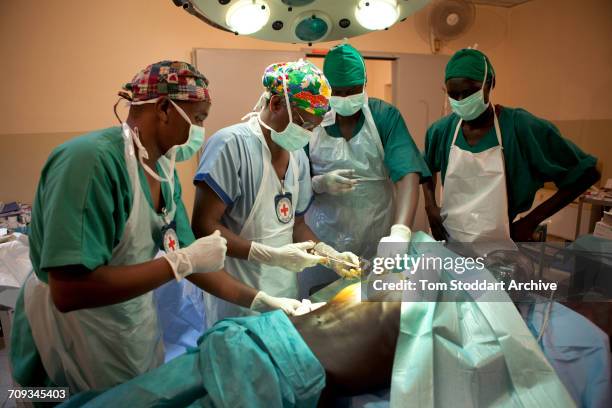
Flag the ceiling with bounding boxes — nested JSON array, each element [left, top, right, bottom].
[[471, 0, 533, 7]]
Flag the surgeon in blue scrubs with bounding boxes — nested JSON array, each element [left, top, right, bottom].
[[192, 60, 359, 326]]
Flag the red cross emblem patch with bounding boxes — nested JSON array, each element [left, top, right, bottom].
[[163, 227, 180, 253], [275, 193, 293, 224]]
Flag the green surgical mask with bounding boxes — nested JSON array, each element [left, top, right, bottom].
[[126, 98, 205, 186], [258, 109, 312, 152], [129, 97, 206, 164], [257, 69, 314, 152], [448, 57, 490, 121], [168, 100, 206, 162], [330, 92, 366, 116]]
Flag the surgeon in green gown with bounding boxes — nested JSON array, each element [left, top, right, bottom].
[[423, 48, 600, 244], [10, 60, 303, 395], [301, 43, 431, 297]]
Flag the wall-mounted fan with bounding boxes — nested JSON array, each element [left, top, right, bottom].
[[416, 0, 476, 53]]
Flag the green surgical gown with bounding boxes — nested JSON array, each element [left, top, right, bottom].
[[423, 106, 597, 222], [28, 126, 195, 283], [306, 97, 431, 183]]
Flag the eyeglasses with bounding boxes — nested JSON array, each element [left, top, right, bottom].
[[292, 107, 317, 131]]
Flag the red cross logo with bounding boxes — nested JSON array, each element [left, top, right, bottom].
[[276, 196, 292, 224], [168, 237, 176, 251], [280, 203, 289, 217]]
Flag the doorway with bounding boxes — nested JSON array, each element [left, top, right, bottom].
[[307, 56, 393, 103]]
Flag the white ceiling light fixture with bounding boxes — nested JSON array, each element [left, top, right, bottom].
[[355, 0, 400, 30], [226, 0, 270, 35], [179, 0, 431, 43]]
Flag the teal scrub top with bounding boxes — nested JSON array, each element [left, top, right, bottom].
[[28, 126, 195, 283], [423, 106, 597, 222], [306, 97, 431, 183]]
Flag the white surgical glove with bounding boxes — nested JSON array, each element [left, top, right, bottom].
[[312, 169, 357, 195], [248, 241, 324, 272], [163, 230, 227, 280], [313, 242, 361, 279], [376, 224, 412, 259], [294, 299, 327, 316], [250, 291, 302, 315]]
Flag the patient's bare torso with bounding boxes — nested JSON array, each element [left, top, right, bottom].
[[290, 284, 401, 400]]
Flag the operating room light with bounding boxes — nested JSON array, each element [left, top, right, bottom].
[[182, 0, 431, 43], [226, 0, 270, 35], [355, 0, 400, 31], [294, 14, 330, 42]]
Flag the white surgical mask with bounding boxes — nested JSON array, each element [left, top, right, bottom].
[[448, 57, 491, 121], [257, 71, 313, 152], [330, 92, 367, 116]]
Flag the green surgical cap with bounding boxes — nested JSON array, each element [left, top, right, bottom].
[[445, 49, 495, 83], [323, 43, 366, 88]]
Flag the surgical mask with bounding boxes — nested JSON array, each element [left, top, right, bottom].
[[257, 72, 313, 152], [330, 92, 366, 116], [129, 97, 206, 163], [167, 99, 206, 162], [258, 111, 312, 152], [330, 55, 367, 117], [123, 122, 174, 185], [123, 97, 206, 184], [448, 57, 491, 121]]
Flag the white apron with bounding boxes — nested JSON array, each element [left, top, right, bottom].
[[441, 110, 514, 251], [204, 116, 299, 327], [23, 125, 175, 393], [306, 98, 395, 260]]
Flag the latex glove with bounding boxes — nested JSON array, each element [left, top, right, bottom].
[[312, 169, 357, 195], [376, 224, 412, 260], [294, 299, 327, 316], [248, 241, 324, 273], [163, 230, 227, 280], [250, 291, 302, 315], [313, 242, 361, 279]]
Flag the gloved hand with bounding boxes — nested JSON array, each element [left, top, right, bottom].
[[313, 242, 361, 279], [163, 230, 227, 280], [312, 169, 357, 195], [376, 224, 412, 260], [294, 299, 327, 316], [249, 291, 302, 315], [248, 241, 324, 272]]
